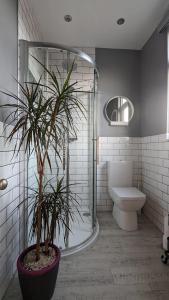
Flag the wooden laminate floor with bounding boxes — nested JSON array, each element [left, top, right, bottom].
[[3, 212, 169, 300]]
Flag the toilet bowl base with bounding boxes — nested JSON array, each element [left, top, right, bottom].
[[113, 203, 138, 231]]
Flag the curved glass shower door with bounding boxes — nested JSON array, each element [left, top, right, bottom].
[[20, 40, 98, 254]]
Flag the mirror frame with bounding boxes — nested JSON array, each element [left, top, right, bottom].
[[104, 96, 134, 126]]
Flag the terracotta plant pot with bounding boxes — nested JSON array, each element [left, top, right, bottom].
[[17, 243, 60, 300]]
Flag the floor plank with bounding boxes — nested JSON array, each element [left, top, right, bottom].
[[3, 212, 169, 300]]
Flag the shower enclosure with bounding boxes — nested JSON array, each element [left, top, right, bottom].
[[19, 40, 98, 255]]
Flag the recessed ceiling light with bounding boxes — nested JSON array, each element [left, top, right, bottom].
[[64, 15, 72, 22], [117, 18, 125, 25]]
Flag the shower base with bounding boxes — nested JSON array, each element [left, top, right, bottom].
[[56, 212, 99, 257]]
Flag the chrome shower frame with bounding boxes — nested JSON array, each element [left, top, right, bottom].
[[19, 39, 99, 256]]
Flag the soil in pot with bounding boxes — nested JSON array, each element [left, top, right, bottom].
[[24, 246, 56, 271]]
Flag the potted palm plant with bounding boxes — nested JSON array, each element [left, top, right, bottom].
[[1, 59, 84, 300]]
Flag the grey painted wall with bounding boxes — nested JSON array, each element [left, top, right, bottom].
[[96, 28, 168, 138], [96, 48, 141, 137], [140, 29, 168, 136], [0, 0, 18, 122]]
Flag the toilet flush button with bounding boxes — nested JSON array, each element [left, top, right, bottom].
[[0, 179, 8, 190]]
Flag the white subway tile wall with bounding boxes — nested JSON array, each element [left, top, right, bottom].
[[18, 0, 42, 41], [0, 1, 43, 299], [141, 134, 169, 232], [0, 123, 26, 299]]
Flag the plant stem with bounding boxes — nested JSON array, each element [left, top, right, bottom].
[[35, 134, 44, 261], [36, 165, 43, 261], [35, 99, 60, 260]]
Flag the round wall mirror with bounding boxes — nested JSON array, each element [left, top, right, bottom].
[[104, 96, 134, 126]]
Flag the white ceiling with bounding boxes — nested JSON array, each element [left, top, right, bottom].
[[30, 0, 169, 50]]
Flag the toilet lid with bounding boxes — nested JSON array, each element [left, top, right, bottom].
[[111, 187, 146, 200]]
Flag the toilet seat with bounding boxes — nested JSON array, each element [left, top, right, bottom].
[[111, 187, 146, 213], [111, 187, 146, 201]]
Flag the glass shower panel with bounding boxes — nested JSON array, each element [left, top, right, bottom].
[[67, 51, 96, 249], [26, 44, 97, 253]]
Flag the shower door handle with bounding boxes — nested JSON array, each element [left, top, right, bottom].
[[96, 138, 99, 165], [0, 178, 8, 190], [63, 143, 66, 171]]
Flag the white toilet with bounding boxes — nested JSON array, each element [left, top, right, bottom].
[[107, 161, 146, 231]]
